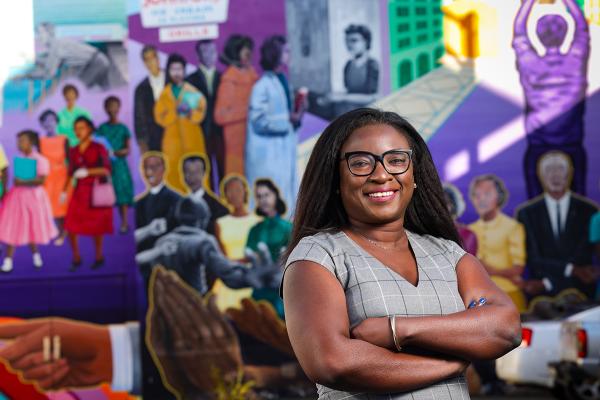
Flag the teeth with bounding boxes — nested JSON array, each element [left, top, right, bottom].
[[368, 191, 394, 198]]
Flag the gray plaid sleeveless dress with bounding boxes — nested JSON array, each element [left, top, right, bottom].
[[282, 229, 470, 400]]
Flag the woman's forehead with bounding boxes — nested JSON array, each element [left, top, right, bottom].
[[342, 124, 409, 152]]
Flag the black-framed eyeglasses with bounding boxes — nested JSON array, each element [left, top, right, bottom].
[[341, 149, 413, 176]]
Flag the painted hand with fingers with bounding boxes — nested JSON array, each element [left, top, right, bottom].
[[0, 318, 112, 391], [244, 242, 283, 290], [148, 267, 243, 398]]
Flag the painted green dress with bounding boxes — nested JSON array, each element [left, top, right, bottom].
[[246, 215, 292, 319], [57, 106, 92, 146], [96, 122, 134, 206]]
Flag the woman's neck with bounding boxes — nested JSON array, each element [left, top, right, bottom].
[[347, 217, 407, 243], [79, 138, 92, 151], [481, 208, 499, 222], [231, 205, 248, 217], [109, 117, 119, 124]]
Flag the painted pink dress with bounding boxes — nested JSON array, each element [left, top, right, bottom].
[[0, 151, 58, 245]]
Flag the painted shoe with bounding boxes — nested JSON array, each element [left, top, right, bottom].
[[33, 253, 43, 268], [1, 258, 13, 273]]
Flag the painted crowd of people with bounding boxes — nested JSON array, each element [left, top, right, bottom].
[[443, 152, 599, 314], [0, 84, 133, 272]]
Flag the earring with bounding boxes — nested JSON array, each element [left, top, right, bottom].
[[413, 183, 417, 189]]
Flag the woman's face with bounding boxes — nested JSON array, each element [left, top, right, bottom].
[[345, 33, 367, 57], [256, 184, 277, 216], [168, 62, 185, 85], [239, 46, 252, 67], [40, 115, 58, 135], [64, 89, 78, 105], [280, 44, 291, 67], [106, 100, 120, 119], [471, 179, 500, 217], [225, 179, 246, 208], [17, 135, 32, 154], [74, 121, 93, 142], [339, 124, 414, 226]]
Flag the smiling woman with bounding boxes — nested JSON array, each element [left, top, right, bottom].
[[280, 108, 521, 399]]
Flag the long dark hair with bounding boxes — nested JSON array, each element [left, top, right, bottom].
[[287, 108, 461, 259]]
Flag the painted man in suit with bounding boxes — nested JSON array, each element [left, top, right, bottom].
[[516, 151, 598, 298], [135, 153, 182, 265], [186, 40, 225, 192], [134, 45, 165, 153], [181, 154, 229, 236]]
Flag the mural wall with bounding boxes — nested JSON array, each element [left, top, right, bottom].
[[0, 0, 599, 398]]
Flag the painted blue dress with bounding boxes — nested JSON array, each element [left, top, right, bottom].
[[244, 72, 298, 214]]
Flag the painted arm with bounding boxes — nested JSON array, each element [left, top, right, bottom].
[[134, 85, 149, 145], [352, 254, 521, 361], [514, 0, 535, 38], [189, 93, 207, 125], [283, 261, 469, 393], [214, 80, 248, 126], [563, 0, 587, 29], [154, 91, 178, 128], [248, 83, 290, 136]]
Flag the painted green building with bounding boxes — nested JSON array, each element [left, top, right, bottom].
[[388, 0, 445, 90]]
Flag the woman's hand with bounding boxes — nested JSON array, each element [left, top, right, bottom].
[[350, 317, 395, 350], [73, 168, 89, 179]]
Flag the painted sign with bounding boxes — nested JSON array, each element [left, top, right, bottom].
[[158, 23, 218, 42], [140, 0, 229, 27]]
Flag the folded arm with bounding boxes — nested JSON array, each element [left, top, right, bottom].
[[283, 261, 468, 393], [392, 254, 520, 360]]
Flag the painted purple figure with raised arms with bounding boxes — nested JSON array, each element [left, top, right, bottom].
[[513, 0, 590, 198]]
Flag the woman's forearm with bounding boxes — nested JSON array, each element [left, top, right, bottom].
[[87, 168, 109, 177], [397, 304, 521, 360], [309, 337, 467, 393]]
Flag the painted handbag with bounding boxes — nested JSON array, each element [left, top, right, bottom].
[[92, 176, 116, 207]]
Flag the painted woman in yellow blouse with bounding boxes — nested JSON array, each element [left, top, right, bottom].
[[469, 175, 527, 312], [154, 54, 207, 194]]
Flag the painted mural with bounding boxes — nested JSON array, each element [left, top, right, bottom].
[[0, 0, 599, 399]]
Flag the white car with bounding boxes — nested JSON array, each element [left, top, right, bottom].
[[496, 304, 600, 389]]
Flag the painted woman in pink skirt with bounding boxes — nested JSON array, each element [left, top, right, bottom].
[[0, 130, 58, 272]]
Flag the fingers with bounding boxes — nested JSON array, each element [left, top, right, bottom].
[[21, 358, 68, 382], [11, 352, 46, 370], [257, 242, 273, 265], [206, 294, 230, 339], [0, 320, 48, 339], [35, 360, 70, 390], [0, 325, 48, 362]]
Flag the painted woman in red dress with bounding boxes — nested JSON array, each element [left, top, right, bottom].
[[63, 116, 113, 271]]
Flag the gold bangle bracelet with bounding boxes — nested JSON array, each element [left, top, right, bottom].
[[389, 315, 402, 352]]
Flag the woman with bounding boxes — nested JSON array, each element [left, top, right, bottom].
[[0, 130, 57, 272], [39, 109, 70, 245], [154, 53, 207, 194], [97, 96, 134, 233], [214, 35, 258, 176], [247, 178, 291, 319], [63, 116, 113, 270], [213, 174, 262, 311], [281, 108, 521, 399], [57, 84, 92, 147], [468, 174, 527, 312], [245, 35, 302, 213]]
